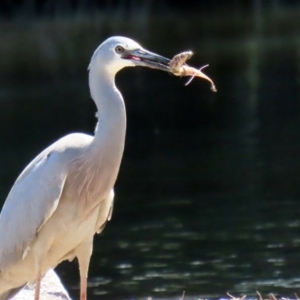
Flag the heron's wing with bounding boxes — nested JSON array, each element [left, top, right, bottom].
[[95, 189, 115, 234], [0, 149, 67, 271]]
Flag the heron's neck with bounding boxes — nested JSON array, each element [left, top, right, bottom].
[[88, 65, 126, 160]]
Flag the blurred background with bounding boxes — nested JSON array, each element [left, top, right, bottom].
[[1, 0, 300, 299]]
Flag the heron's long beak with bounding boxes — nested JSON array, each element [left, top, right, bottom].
[[122, 48, 171, 72]]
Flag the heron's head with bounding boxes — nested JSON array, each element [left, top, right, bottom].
[[89, 36, 171, 75]]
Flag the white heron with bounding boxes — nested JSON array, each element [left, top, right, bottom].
[[0, 36, 172, 300]]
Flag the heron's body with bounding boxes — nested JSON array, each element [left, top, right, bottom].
[[0, 36, 171, 300]]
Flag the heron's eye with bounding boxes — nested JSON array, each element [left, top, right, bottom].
[[115, 46, 124, 54]]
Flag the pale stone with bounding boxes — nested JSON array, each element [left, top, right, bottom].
[[12, 270, 71, 300]]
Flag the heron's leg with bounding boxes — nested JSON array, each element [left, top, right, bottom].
[[76, 239, 93, 300], [34, 267, 42, 300]]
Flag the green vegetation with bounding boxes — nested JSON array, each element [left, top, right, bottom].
[[0, 8, 300, 81]]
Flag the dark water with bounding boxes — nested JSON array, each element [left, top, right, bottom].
[[1, 37, 300, 300]]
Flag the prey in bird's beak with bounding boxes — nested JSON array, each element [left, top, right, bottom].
[[122, 48, 171, 72], [122, 47, 217, 92]]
